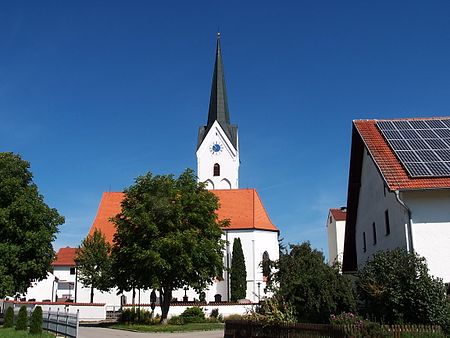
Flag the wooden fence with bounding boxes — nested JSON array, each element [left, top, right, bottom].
[[224, 320, 444, 338]]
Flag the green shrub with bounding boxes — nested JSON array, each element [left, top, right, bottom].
[[30, 306, 43, 334], [15, 306, 28, 331], [225, 314, 244, 321], [168, 315, 184, 325], [120, 307, 153, 324], [330, 312, 389, 338], [180, 306, 205, 323], [121, 308, 131, 322], [210, 308, 219, 318], [3, 307, 14, 328], [357, 249, 450, 328]]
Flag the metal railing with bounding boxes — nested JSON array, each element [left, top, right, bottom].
[[43, 309, 79, 338]]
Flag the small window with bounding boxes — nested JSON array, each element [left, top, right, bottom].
[[70, 267, 76, 275], [384, 210, 390, 235], [329, 216, 332, 224], [363, 232, 367, 252], [213, 163, 220, 176], [372, 222, 377, 245]]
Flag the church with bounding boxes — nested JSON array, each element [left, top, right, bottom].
[[23, 35, 279, 306]]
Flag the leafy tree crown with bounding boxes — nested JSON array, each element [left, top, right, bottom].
[[0, 152, 64, 298]]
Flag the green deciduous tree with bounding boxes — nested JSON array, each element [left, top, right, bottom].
[[230, 238, 247, 301], [270, 242, 356, 323], [111, 169, 226, 323], [357, 249, 450, 329], [0, 152, 64, 298], [75, 229, 112, 303]]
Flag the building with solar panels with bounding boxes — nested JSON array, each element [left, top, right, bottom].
[[342, 118, 450, 282]]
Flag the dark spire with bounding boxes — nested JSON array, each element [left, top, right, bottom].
[[207, 33, 230, 127], [197, 33, 238, 149]]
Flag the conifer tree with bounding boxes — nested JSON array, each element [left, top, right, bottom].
[[230, 238, 247, 301], [15, 306, 28, 331], [4, 307, 14, 328], [30, 306, 43, 334]]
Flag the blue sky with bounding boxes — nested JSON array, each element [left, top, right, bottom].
[[1, 1, 450, 257]]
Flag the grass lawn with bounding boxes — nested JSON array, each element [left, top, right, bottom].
[[111, 322, 225, 333], [0, 327, 54, 337]]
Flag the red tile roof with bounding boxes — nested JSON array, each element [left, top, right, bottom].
[[330, 208, 346, 221], [53, 247, 77, 267], [89, 188, 278, 245], [355, 118, 450, 190]]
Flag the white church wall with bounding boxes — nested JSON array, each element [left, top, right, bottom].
[[226, 229, 279, 302], [196, 121, 239, 189], [402, 190, 450, 283], [355, 150, 409, 267], [123, 303, 256, 318]]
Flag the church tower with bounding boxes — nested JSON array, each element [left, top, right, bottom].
[[196, 34, 239, 189]]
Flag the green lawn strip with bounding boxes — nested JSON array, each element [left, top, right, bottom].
[[0, 327, 55, 337], [112, 322, 224, 333]]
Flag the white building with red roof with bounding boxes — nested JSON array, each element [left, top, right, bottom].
[[84, 34, 279, 304], [22, 34, 279, 306], [23, 247, 77, 302], [342, 118, 450, 282], [326, 207, 346, 267]]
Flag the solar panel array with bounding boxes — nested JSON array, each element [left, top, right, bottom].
[[376, 119, 450, 177]]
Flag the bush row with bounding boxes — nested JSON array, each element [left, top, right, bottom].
[[3, 305, 43, 334], [121, 306, 233, 325]]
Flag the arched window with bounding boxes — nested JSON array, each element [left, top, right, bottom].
[[262, 251, 270, 278], [213, 163, 220, 176]]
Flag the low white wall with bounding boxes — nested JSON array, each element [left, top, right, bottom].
[[3, 301, 106, 322], [122, 303, 256, 318]]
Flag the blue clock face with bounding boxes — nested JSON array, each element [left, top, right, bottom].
[[212, 143, 221, 152]]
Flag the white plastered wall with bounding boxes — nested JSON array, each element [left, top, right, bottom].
[[23, 229, 278, 306], [196, 121, 239, 189], [355, 150, 409, 267], [402, 189, 450, 283], [223, 229, 279, 302]]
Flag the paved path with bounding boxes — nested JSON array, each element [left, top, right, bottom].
[[79, 327, 223, 338]]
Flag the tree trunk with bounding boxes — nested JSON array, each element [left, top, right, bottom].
[[132, 287, 136, 306], [90, 285, 94, 303], [160, 287, 172, 324]]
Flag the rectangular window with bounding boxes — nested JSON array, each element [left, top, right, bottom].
[[70, 267, 76, 275], [385, 210, 391, 235], [363, 232, 367, 252], [372, 222, 377, 245]]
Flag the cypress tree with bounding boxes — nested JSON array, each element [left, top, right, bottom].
[[15, 306, 28, 331], [4, 307, 14, 328], [30, 306, 43, 334], [230, 238, 247, 301]]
